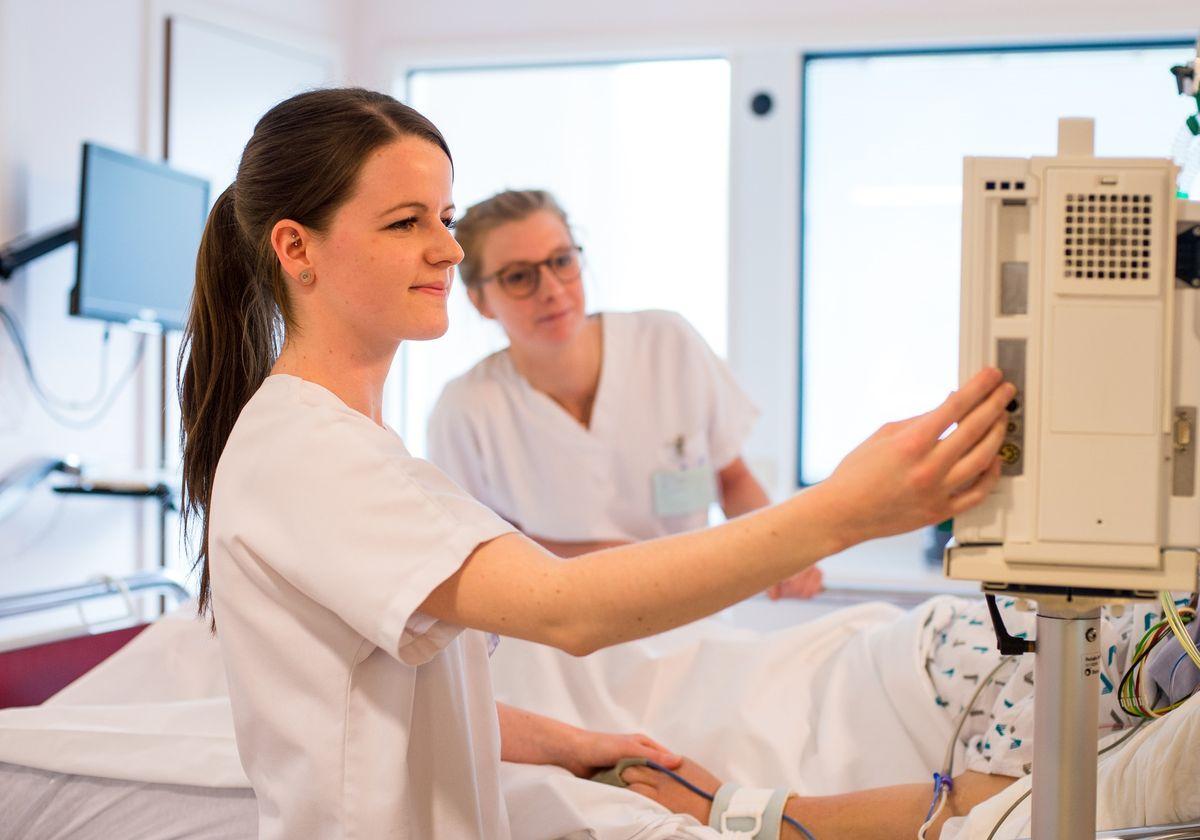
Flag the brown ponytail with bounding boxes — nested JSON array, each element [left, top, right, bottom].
[[178, 88, 451, 623]]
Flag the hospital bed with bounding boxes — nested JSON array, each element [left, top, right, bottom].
[[2, 579, 1200, 840], [0, 573, 257, 840]]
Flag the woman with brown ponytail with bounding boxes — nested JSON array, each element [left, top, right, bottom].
[[178, 87, 1012, 839]]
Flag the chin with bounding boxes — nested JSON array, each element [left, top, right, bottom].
[[541, 314, 584, 343], [403, 315, 450, 342], [413, 323, 450, 341]]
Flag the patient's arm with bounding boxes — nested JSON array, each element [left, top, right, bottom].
[[496, 702, 681, 777], [621, 757, 1018, 840], [781, 771, 1018, 839]]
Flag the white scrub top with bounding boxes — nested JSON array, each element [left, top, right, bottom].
[[427, 309, 758, 542], [209, 374, 514, 840]]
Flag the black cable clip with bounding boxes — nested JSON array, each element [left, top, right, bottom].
[[985, 594, 1036, 656]]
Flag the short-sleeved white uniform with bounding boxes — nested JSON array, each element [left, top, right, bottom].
[[209, 374, 514, 840], [427, 310, 758, 542]]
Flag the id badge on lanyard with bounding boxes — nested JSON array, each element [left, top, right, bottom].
[[652, 434, 716, 518]]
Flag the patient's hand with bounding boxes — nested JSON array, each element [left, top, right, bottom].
[[621, 757, 723, 825], [768, 565, 824, 600]]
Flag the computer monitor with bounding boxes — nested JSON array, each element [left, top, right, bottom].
[[71, 143, 210, 331]]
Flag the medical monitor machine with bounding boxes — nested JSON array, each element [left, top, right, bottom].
[[71, 143, 209, 331], [945, 115, 1200, 838]]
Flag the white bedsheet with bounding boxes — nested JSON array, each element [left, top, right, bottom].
[[0, 607, 245, 787], [0, 599, 951, 839], [0, 761, 256, 840]]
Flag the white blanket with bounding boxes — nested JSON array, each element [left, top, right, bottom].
[[0, 600, 949, 839], [943, 690, 1200, 840], [490, 601, 952, 795]]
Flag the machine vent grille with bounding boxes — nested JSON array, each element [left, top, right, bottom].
[[1062, 193, 1153, 281]]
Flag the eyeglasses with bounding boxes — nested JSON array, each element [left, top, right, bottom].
[[479, 245, 584, 300]]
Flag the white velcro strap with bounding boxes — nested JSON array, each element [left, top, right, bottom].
[[719, 786, 775, 839]]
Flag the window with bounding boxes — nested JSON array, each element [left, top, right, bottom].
[[396, 58, 730, 455], [800, 43, 1197, 485]]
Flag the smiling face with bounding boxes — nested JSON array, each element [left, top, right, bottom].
[[470, 210, 587, 350], [301, 135, 462, 350]]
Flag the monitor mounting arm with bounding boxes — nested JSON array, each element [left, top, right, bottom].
[[0, 221, 79, 281]]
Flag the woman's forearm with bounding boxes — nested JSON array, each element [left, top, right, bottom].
[[426, 485, 851, 655], [554, 487, 848, 652], [496, 702, 576, 766]]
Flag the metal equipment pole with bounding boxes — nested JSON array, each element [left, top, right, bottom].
[[1031, 598, 1103, 839]]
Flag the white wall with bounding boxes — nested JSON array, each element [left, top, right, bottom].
[[0, 0, 347, 638], [0, 0, 152, 623]]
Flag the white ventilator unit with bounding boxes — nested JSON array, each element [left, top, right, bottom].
[[947, 117, 1200, 593]]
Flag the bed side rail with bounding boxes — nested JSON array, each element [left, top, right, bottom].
[[0, 571, 189, 620]]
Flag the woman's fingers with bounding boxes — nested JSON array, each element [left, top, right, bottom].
[[634, 735, 681, 768], [930, 380, 1015, 470], [915, 368, 1004, 443], [819, 367, 1011, 543], [949, 458, 1003, 515], [604, 734, 679, 769], [943, 419, 1007, 491], [803, 566, 824, 597], [769, 567, 825, 600]]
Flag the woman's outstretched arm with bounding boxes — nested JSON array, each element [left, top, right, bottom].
[[420, 368, 1013, 655]]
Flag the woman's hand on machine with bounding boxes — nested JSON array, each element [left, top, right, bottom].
[[816, 367, 1013, 544]]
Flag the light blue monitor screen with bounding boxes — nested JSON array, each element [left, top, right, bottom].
[[74, 143, 210, 330]]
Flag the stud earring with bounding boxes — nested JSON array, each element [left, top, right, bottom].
[[299, 270, 314, 285]]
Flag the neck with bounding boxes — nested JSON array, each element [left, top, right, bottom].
[[508, 315, 603, 425], [272, 329, 396, 426]]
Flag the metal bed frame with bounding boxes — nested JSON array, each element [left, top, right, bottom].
[[0, 571, 192, 707], [0, 570, 189, 620]]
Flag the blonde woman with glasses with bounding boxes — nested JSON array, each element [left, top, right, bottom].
[[428, 190, 821, 599]]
